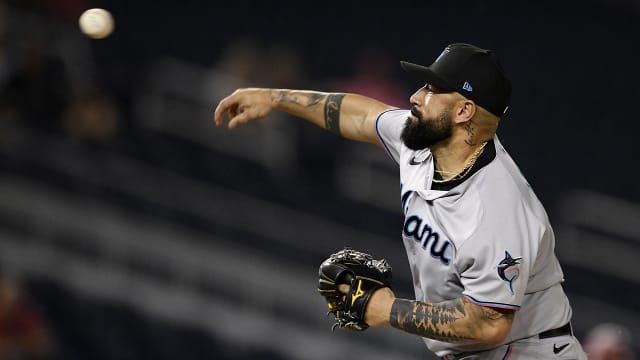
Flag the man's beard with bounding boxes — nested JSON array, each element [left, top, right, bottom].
[[400, 105, 453, 150]]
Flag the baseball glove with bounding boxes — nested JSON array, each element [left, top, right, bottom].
[[317, 248, 392, 331]]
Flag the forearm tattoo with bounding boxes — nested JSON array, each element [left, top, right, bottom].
[[271, 91, 343, 135], [274, 91, 325, 108], [390, 298, 471, 342], [324, 93, 344, 136], [390, 298, 514, 342]]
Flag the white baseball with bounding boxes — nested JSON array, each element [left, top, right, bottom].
[[78, 8, 114, 39]]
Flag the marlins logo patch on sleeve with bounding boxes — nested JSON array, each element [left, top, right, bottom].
[[497, 251, 522, 293]]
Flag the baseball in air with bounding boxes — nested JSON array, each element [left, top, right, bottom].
[[78, 8, 114, 39]]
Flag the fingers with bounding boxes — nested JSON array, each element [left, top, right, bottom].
[[213, 95, 234, 127], [213, 90, 257, 129], [214, 89, 271, 129], [338, 284, 350, 294], [228, 110, 253, 129]]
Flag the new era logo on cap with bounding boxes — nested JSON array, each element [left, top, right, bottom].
[[400, 43, 512, 117]]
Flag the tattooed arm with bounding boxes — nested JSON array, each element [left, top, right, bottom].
[[213, 88, 395, 144], [390, 297, 514, 344], [364, 288, 514, 344]]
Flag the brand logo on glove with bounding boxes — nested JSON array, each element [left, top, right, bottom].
[[351, 280, 365, 306]]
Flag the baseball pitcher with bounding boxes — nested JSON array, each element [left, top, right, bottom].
[[213, 43, 587, 359]]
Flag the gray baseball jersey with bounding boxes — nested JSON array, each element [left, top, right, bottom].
[[375, 109, 573, 356]]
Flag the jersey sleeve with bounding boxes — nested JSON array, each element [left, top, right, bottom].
[[455, 201, 544, 310], [374, 109, 409, 165]]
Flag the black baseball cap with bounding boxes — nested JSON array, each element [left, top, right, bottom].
[[400, 43, 511, 117]]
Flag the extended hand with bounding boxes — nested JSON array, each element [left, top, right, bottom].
[[214, 88, 274, 129]]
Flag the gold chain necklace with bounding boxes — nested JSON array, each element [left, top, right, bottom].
[[432, 141, 488, 183]]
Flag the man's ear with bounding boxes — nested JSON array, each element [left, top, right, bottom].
[[453, 99, 476, 124]]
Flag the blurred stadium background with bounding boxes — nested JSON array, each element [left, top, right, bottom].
[[0, 0, 638, 359]]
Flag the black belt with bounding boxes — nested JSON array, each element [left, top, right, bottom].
[[538, 322, 572, 339]]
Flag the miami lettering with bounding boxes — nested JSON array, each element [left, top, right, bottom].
[[401, 190, 414, 215], [403, 215, 452, 265]]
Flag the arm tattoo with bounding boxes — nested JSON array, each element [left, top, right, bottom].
[[390, 298, 471, 342], [324, 93, 345, 135], [274, 91, 326, 108], [480, 305, 514, 321], [390, 298, 514, 342], [271, 91, 343, 135]]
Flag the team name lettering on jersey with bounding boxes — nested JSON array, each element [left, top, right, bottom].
[[401, 189, 413, 215], [403, 215, 452, 265]]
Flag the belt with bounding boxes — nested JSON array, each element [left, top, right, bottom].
[[441, 323, 573, 359], [538, 322, 572, 339]]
